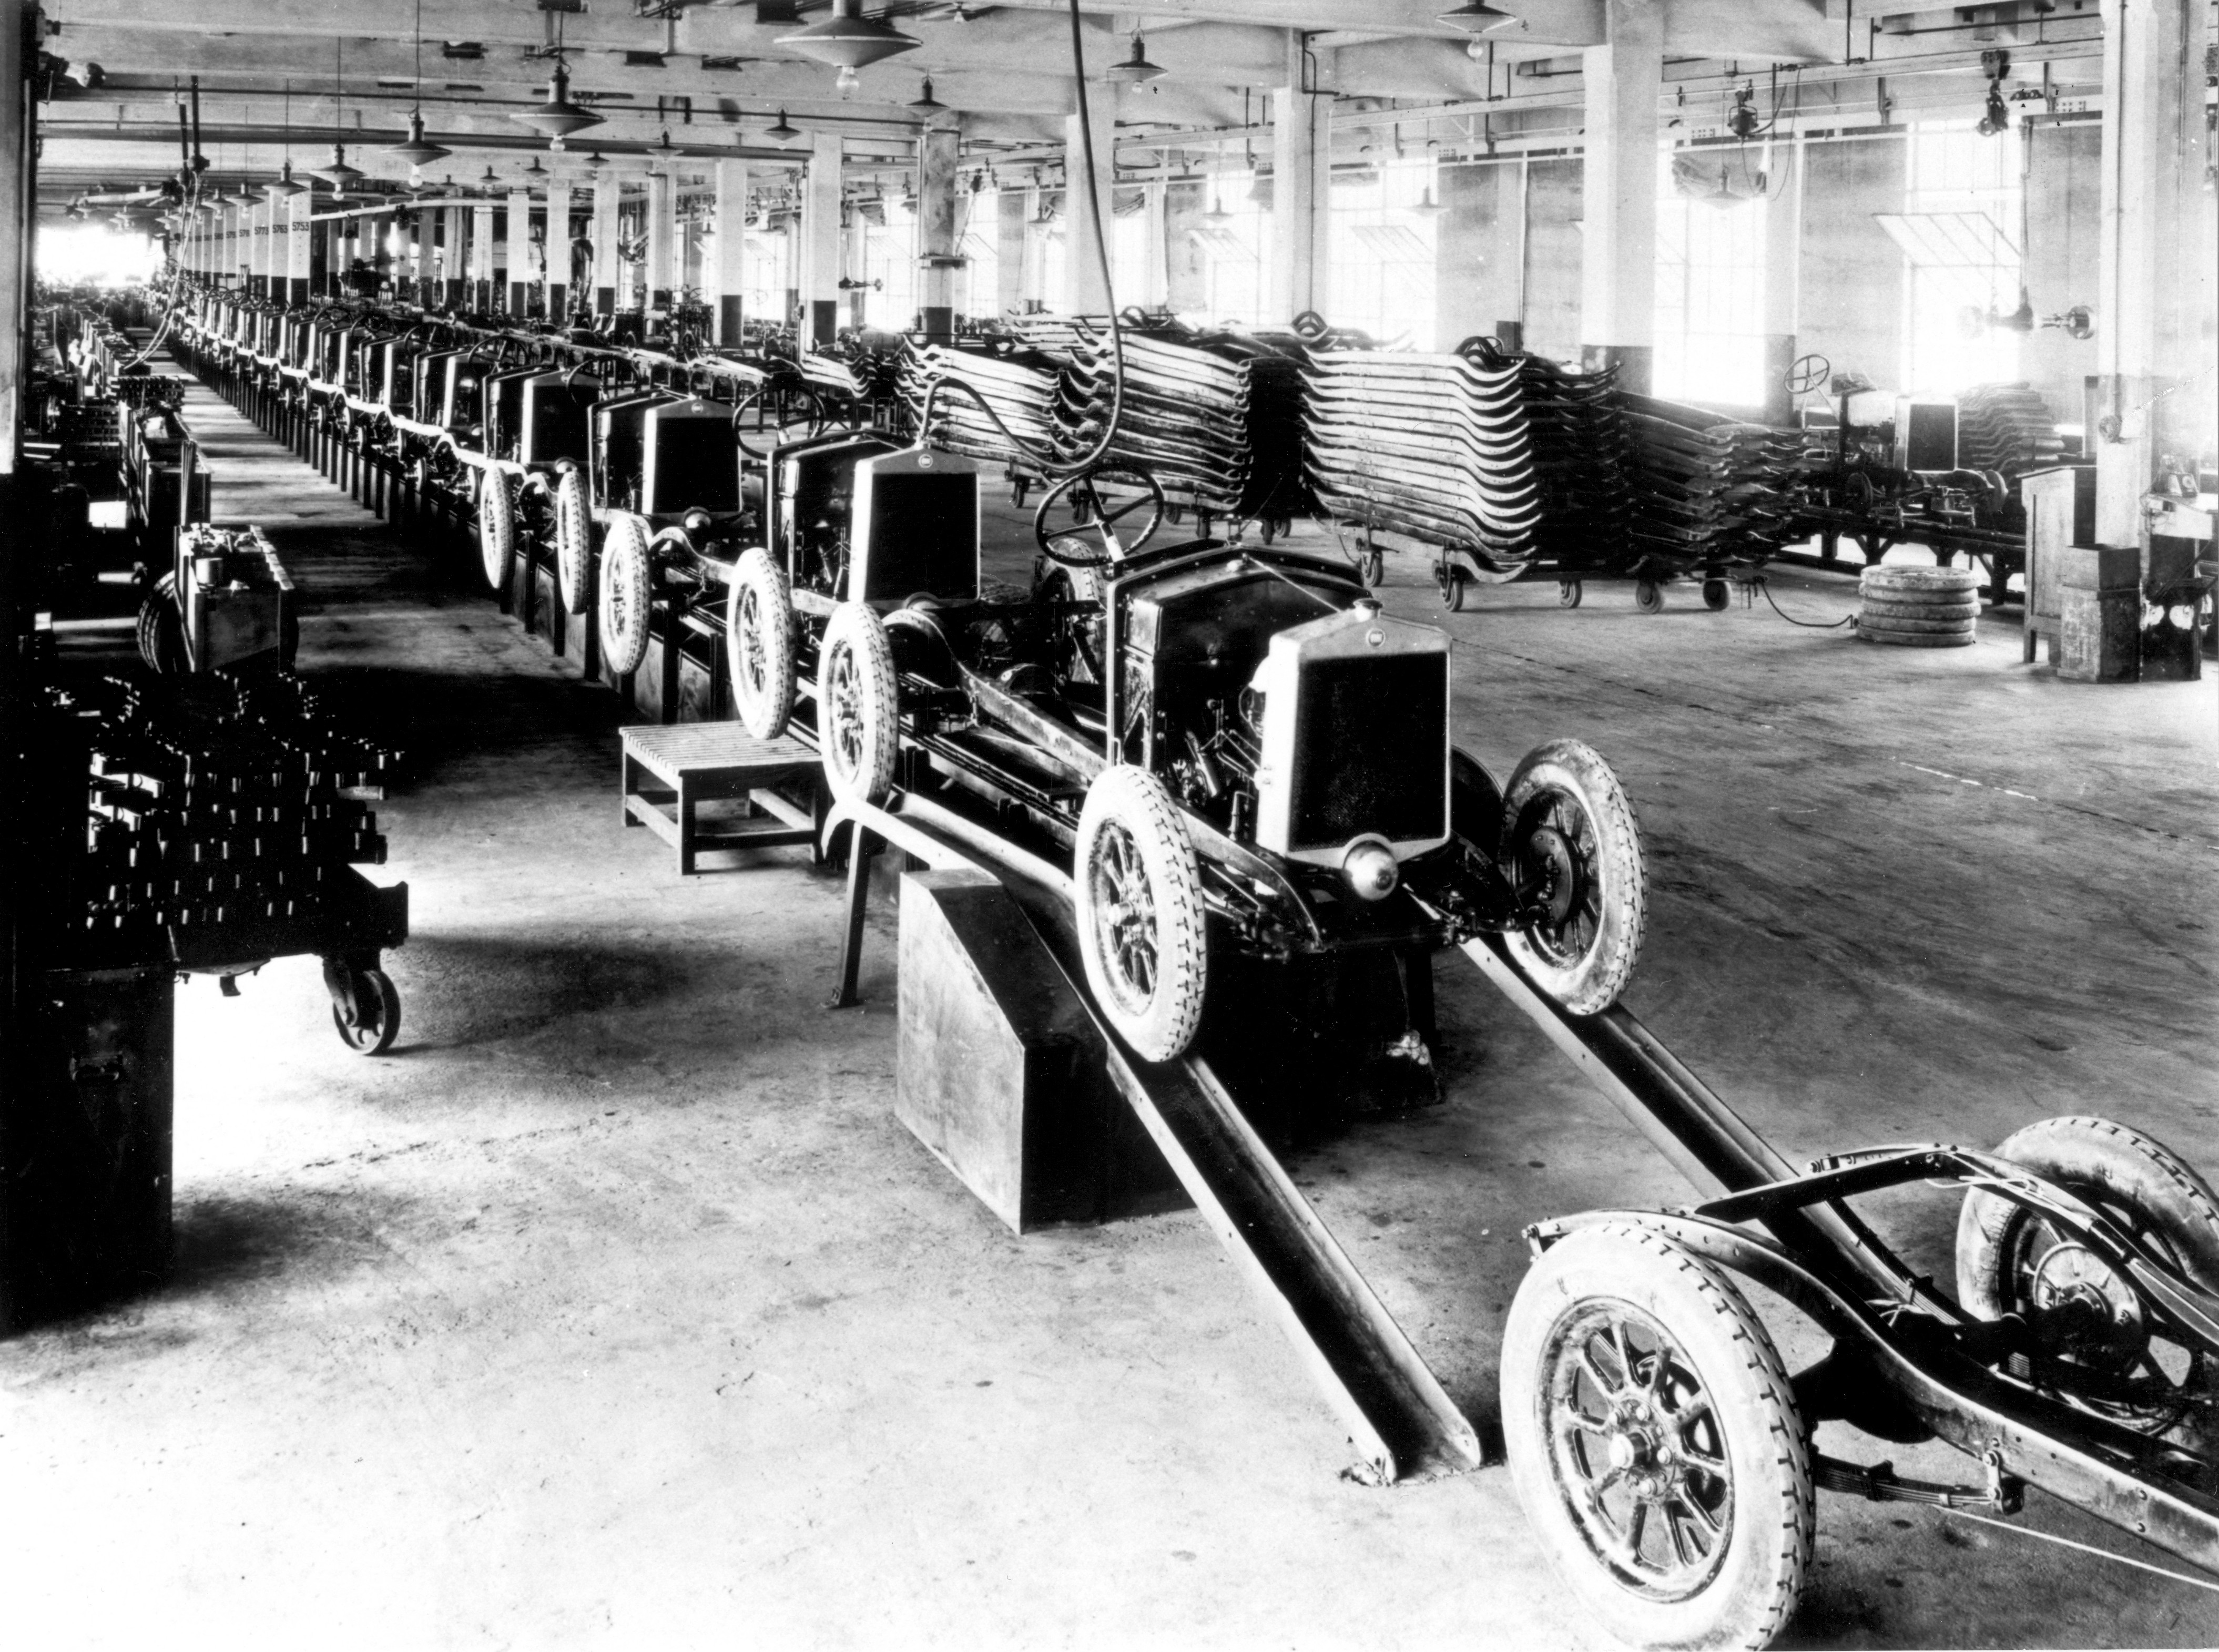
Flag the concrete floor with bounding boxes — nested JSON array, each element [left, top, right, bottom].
[[4, 377, 2217, 1651]]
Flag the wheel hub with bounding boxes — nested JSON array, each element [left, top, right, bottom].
[[1523, 825, 1582, 926], [2028, 1242, 2146, 1367]]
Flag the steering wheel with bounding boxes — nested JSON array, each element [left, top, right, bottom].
[[1033, 465, 1166, 567], [563, 354, 636, 395], [731, 385, 820, 460], [1784, 353, 1831, 396]]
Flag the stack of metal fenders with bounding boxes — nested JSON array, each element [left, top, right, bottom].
[[1955, 381, 2065, 474], [1053, 321, 1313, 522], [899, 339, 1067, 463], [1302, 347, 1543, 578], [1620, 393, 1813, 573], [1483, 344, 1634, 577]]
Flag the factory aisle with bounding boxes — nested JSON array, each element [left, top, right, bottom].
[[1, 390, 2214, 1650]]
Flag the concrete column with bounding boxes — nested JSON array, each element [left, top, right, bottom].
[[1760, 134, 1804, 423], [469, 200, 493, 310], [506, 188, 530, 314], [592, 177, 620, 315], [1141, 179, 1168, 309], [1063, 96, 1118, 314], [997, 188, 1028, 317], [442, 205, 468, 308], [844, 209, 871, 330], [2093, 0, 2213, 549], [545, 179, 572, 321], [1577, 0, 1664, 393], [711, 159, 749, 344], [287, 190, 312, 303], [0, 0, 26, 477], [249, 195, 269, 296], [914, 127, 960, 342], [799, 131, 844, 347], [645, 169, 676, 312], [416, 206, 436, 305], [1268, 40, 1332, 324]]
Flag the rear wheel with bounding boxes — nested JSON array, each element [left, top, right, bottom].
[[1957, 1116, 2219, 1455], [1503, 1222, 1814, 1652], [597, 513, 654, 677], [1502, 740, 1646, 1015], [1073, 766, 1209, 1064], [816, 601, 899, 805], [727, 547, 796, 739], [477, 471, 516, 590], [554, 467, 594, 615]]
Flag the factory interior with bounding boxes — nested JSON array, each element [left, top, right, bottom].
[[2, 0, 2216, 1646]]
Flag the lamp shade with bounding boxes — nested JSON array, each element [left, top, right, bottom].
[[1438, 2, 1524, 33], [514, 62, 604, 140], [1103, 32, 1166, 84], [776, 0, 919, 71], [385, 109, 451, 168]]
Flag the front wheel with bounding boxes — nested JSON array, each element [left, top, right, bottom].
[[554, 467, 594, 615], [1502, 740, 1646, 1015], [816, 601, 900, 805], [727, 547, 796, 739], [597, 513, 654, 677], [1957, 1116, 2219, 1445], [477, 470, 516, 591], [1073, 766, 1209, 1064], [1502, 1222, 1814, 1652]]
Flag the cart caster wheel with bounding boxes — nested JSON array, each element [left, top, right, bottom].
[[1257, 516, 1277, 546], [1703, 578, 1731, 611], [332, 968, 401, 1056], [1010, 479, 1030, 508], [1558, 579, 1582, 610], [1635, 578, 1665, 614], [1361, 548, 1385, 588], [1441, 569, 1468, 612], [1504, 1222, 1814, 1652], [1165, 504, 1185, 527]]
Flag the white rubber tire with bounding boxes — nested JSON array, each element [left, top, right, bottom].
[[554, 467, 594, 615], [816, 601, 900, 805], [1502, 739, 1647, 1016], [727, 547, 797, 739], [597, 513, 654, 678], [1073, 766, 1209, 1064], [1859, 628, 1977, 648], [477, 471, 516, 592], [1859, 566, 1979, 596], [1503, 1222, 1814, 1652]]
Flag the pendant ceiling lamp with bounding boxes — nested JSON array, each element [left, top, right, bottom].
[[386, 0, 452, 168], [479, 164, 501, 191], [1438, 2, 1525, 33], [765, 109, 800, 142], [267, 83, 309, 195], [1103, 30, 1166, 84], [514, 9, 603, 145], [776, 0, 920, 72], [1202, 196, 1232, 223], [907, 75, 945, 116], [1409, 186, 1446, 216], [314, 42, 365, 186], [524, 155, 547, 179]]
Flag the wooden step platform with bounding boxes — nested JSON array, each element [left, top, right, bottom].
[[619, 723, 824, 875]]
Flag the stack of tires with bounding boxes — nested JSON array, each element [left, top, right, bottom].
[[1857, 565, 1980, 647]]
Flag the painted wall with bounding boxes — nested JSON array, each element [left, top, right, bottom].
[[1435, 158, 1524, 349], [2020, 119, 2102, 432], [1522, 157, 1584, 363], [1795, 132, 1908, 394]]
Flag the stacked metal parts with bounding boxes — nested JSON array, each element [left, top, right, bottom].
[[1055, 322, 1312, 521], [1955, 382, 2064, 476], [1620, 394, 1813, 574], [66, 672, 394, 953], [1302, 348, 1542, 578], [900, 341, 1066, 463], [1501, 350, 1633, 575]]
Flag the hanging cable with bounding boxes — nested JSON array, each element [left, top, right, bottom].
[[1753, 573, 1856, 629]]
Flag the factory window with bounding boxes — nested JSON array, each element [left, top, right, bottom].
[[37, 223, 161, 287], [1328, 158, 1439, 350], [859, 197, 917, 331], [1114, 201, 1152, 309], [744, 229, 788, 326], [1182, 171, 1268, 328], [958, 213, 998, 322], [1653, 153, 1769, 407], [1896, 121, 2023, 394]]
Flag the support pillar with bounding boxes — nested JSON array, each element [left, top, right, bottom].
[[844, 211, 869, 330], [1577, 0, 1664, 394], [287, 190, 311, 304], [2093, 0, 2214, 549], [1268, 39, 1332, 324], [997, 188, 1029, 316], [592, 176, 620, 316], [711, 159, 748, 343], [506, 188, 530, 314], [0, 0, 26, 480], [443, 205, 468, 309], [471, 200, 495, 311], [1063, 97, 1117, 315], [799, 131, 844, 348], [546, 179, 572, 321], [1760, 133, 1803, 423], [1141, 179, 1168, 310], [646, 169, 676, 313], [916, 126, 959, 342]]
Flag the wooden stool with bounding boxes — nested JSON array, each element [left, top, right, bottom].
[[619, 723, 822, 875]]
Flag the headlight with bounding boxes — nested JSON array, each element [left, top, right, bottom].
[[1341, 838, 1399, 902], [683, 508, 712, 536]]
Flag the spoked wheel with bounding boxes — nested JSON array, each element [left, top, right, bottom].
[[1502, 740, 1647, 1015], [816, 601, 900, 805], [1503, 1222, 1814, 1652], [477, 471, 517, 590], [329, 966, 402, 1056], [1957, 1116, 2219, 1464], [1034, 465, 1166, 565], [726, 547, 797, 739], [554, 468, 594, 615], [597, 513, 655, 677], [1073, 766, 1209, 1064]]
